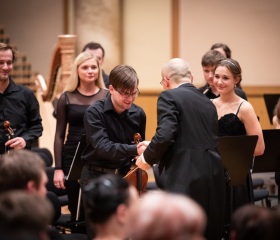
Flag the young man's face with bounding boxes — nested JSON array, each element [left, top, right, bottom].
[[109, 84, 139, 114], [0, 49, 13, 81], [85, 48, 104, 66], [202, 65, 216, 86]]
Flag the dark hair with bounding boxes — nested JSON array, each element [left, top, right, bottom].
[[109, 65, 139, 92], [0, 42, 16, 62], [84, 174, 130, 224], [201, 50, 225, 67], [82, 42, 105, 57], [210, 43, 232, 58], [0, 150, 45, 193], [215, 58, 242, 86], [230, 204, 280, 240], [0, 191, 53, 238]]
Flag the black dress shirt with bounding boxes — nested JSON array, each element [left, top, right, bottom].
[[82, 96, 146, 169], [0, 78, 43, 154]]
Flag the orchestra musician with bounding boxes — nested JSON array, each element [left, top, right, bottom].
[[80, 64, 146, 239], [0, 43, 42, 155]]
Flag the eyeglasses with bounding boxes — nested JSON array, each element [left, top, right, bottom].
[[116, 88, 140, 98]]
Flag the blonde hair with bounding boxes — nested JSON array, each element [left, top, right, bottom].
[[64, 51, 105, 92]]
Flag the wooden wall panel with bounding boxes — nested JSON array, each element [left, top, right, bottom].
[[136, 86, 280, 140]]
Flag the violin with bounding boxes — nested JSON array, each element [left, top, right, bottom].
[[4, 120, 14, 153], [123, 133, 148, 195]]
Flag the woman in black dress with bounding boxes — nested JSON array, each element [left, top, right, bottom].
[[212, 58, 265, 235], [53, 51, 109, 221]]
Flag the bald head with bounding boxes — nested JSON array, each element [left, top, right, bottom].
[[129, 191, 206, 240], [161, 58, 193, 86]]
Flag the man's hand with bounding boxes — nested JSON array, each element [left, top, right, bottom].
[[137, 140, 150, 155], [5, 137, 26, 150], [136, 154, 151, 171]]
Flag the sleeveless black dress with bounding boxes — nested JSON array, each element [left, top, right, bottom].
[[218, 102, 254, 224]]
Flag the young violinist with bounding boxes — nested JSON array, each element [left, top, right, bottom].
[[80, 64, 146, 239]]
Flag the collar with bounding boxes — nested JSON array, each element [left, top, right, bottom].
[[2, 78, 19, 94]]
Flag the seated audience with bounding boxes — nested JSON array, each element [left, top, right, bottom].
[[0, 149, 47, 196], [129, 191, 206, 240], [0, 191, 53, 240], [230, 204, 280, 240], [83, 174, 139, 240]]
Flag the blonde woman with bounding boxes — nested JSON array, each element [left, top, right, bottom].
[[53, 51, 109, 221]]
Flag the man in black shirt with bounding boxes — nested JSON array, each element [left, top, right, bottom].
[[81, 64, 146, 180], [0, 43, 42, 154], [81, 64, 146, 239]]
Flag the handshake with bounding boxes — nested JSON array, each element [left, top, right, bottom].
[[135, 141, 151, 171]]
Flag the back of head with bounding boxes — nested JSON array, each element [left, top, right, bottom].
[[130, 191, 206, 240], [109, 64, 139, 92], [0, 191, 53, 240], [230, 204, 280, 240], [210, 43, 231, 58], [84, 174, 131, 224], [201, 50, 225, 67], [162, 58, 192, 84], [0, 149, 45, 193]]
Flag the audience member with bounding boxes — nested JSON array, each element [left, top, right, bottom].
[[81, 64, 146, 238], [83, 174, 139, 240], [82, 42, 110, 88], [212, 58, 265, 236], [0, 149, 47, 196], [198, 50, 247, 99], [0, 149, 64, 240], [230, 204, 280, 240], [129, 191, 206, 240], [136, 58, 225, 240], [272, 98, 280, 129], [53, 51, 108, 221], [0, 42, 43, 155], [210, 42, 231, 58], [0, 191, 53, 240]]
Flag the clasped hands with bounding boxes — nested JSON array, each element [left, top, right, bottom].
[[136, 140, 151, 171]]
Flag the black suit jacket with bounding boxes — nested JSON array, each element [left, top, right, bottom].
[[144, 83, 225, 240]]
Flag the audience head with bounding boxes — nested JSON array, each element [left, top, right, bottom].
[[214, 58, 242, 87], [210, 43, 231, 58], [230, 204, 280, 240], [65, 51, 105, 92], [161, 58, 193, 90], [84, 174, 139, 237], [82, 41, 106, 66], [0, 190, 53, 240], [129, 191, 206, 240], [0, 149, 47, 197], [0, 42, 16, 62]]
